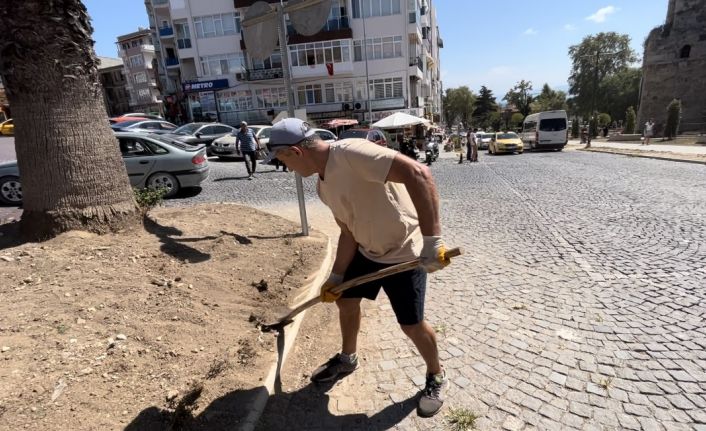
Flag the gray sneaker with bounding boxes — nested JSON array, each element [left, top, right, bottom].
[[418, 370, 446, 417], [311, 354, 358, 383]]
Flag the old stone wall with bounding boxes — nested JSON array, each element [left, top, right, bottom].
[[637, 0, 706, 133]]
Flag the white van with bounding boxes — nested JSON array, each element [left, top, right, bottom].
[[521, 110, 569, 151]]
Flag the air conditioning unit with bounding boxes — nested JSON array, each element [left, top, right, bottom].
[[235, 72, 244, 81], [354, 102, 363, 110]]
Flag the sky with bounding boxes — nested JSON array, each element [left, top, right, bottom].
[[84, 0, 669, 98]]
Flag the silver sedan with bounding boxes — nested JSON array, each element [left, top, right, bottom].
[[0, 132, 209, 205]]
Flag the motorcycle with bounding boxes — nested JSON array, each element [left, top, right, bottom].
[[424, 139, 439, 165], [400, 139, 419, 160]]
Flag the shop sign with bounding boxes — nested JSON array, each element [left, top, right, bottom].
[[182, 79, 229, 93]]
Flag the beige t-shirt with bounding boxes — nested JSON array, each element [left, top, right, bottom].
[[317, 139, 423, 264]]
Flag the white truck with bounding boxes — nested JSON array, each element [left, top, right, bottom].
[[521, 110, 569, 151]]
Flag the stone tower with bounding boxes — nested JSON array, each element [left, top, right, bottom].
[[637, 0, 706, 133]]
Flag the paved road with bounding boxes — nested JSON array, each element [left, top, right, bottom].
[[204, 149, 705, 431], [0, 136, 15, 162]]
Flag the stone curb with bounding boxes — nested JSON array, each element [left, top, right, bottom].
[[579, 148, 706, 166], [240, 229, 334, 431]]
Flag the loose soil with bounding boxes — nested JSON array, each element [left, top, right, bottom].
[[0, 204, 327, 430]]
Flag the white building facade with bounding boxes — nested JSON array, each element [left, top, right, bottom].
[[116, 28, 163, 114], [145, 0, 443, 126]]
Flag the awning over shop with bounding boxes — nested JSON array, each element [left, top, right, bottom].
[[321, 118, 358, 128], [372, 112, 430, 129]]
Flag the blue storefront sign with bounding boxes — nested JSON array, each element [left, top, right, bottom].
[[182, 79, 229, 93]]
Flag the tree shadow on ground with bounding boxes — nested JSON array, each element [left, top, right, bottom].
[[124, 380, 417, 431], [142, 216, 211, 263], [0, 220, 25, 251]]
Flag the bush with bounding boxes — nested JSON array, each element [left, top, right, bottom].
[[134, 187, 167, 213], [571, 117, 580, 138], [625, 106, 636, 134], [664, 99, 681, 139], [510, 113, 525, 128], [597, 113, 612, 127]]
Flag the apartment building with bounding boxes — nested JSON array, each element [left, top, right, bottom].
[[116, 28, 163, 114], [97, 57, 131, 116], [144, 0, 443, 126]]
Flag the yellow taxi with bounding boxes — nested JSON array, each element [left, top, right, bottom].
[[0, 119, 13, 136], [488, 131, 523, 155]]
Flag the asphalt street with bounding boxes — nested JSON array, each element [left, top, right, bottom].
[[2, 141, 706, 429]]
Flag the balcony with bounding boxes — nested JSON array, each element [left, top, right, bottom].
[[291, 60, 353, 79], [158, 26, 174, 38], [287, 17, 352, 44], [165, 57, 180, 68], [409, 56, 423, 79], [152, 0, 169, 7], [234, 0, 279, 7], [241, 68, 283, 81], [408, 23, 422, 43]]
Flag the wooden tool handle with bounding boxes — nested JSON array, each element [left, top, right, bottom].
[[270, 247, 463, 327]]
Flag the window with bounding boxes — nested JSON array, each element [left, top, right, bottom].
[[251, 53, 282, 70], [141, 122, 161, 130], [175, 21, 192, 49], [129, 55, 144, 68], [217, 90, 253, 111], [315, 130, 336, 141], [200, 53, 245, 76], [255, 87, 288, 108], [194, 12, 241, 39], [143, 140, 169, 155], [133, 72, 147, 84], [539, 118, 566, 132], [297, 84, 323, 105], [523, 121, 537, 132], [137, 88, 152, 99], [119, 138, 150, 157], [353, 36, 402, 61], [369, 77, 402, 99], [324, 81, 353, 103], [352, 0, 400, 18], [680, 45, 691, 59], [289, 40, 351, 67]]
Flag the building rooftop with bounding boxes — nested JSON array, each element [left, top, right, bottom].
[[97, 57, 124, 70], [116, 28, 152, 42]]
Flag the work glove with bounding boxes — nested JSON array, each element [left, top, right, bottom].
[[320, 273, 344, 303], [420, 235, 451, 273]]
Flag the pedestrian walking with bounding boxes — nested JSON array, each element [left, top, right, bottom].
[[235, 121, 260, 180], [470, 128, 479, 162], [643, 119, 655, 146], [465, 130, 473, 161], [267, 118, 452, 418]]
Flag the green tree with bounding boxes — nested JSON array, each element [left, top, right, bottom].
[[489, 111, 503, 132], [531, 83, 568, 113], [443, 86, 476, 128], [597, 113, 612, 127], [625, 106, 636, 134], [510, 113, 525, 129], [473, 86, 498, 129], [597, 68, 641, 123], [664, 99, 682, 139], [568, 32, 638, 116], [0, 0, 139, 239], [571, 117, 580, 138], [503, 80, 534, 117]]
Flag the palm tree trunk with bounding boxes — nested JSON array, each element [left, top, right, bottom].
[[0, 0, 139, 239]]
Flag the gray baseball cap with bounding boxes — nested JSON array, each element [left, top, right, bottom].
[[269, 118, 316, 147]]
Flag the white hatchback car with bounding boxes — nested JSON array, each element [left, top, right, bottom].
[[211, 125, 272, 159]]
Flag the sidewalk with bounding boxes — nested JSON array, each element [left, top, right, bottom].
[[571, 139, 706, 164]]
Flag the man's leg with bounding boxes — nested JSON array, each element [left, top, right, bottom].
[[249, 151, 257, 173], [400, 320, 441, 374], [243, 152, 252, 176], [337, 298, 362, 354]]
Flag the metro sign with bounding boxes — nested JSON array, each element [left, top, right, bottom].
[[182, 79, 229, 93]]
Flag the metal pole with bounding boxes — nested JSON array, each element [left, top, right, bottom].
[[362, 9, 372, 124], [278, 1, 309, 236], [587, 51, 599, 148]]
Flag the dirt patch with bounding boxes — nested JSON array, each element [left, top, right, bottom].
[[0, 204, 327, 430], [581, 147, 706, 164]]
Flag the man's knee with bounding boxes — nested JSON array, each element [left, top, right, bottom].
[[336, 297, 361, 316], [399, 321, 425, 337]]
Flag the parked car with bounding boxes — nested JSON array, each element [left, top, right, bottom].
[[489, 132, 524, 155], [122, 112, 164, 120], [476, 132, 493, 150], [339, 128, 387, 146], [312, 128, 338, 144], [163, 122, 237, 156], [0, 132, 209, 205], [521, 110, 568, 151], [211, 125, 272, 160], [110, 120, 178, 134], [0, 119, 13, 135]]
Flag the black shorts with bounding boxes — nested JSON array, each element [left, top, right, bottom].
[[341, 251, 427, 326]]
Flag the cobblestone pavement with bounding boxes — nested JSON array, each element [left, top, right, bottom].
[[173, 151, 706, 430], [6, 145, 706, 430]]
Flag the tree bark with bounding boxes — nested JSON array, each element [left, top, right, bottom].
[[0, 0, 139, 239]]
